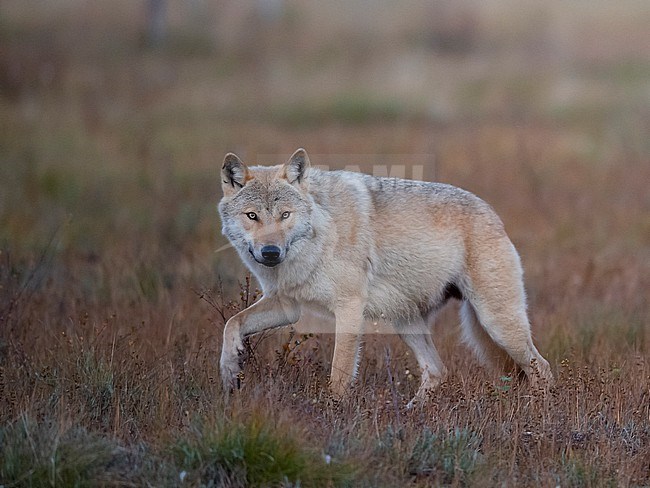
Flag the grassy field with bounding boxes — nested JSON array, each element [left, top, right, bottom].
[[1, 1, 649, 486]]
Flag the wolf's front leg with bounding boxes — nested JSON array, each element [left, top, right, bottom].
[[220, 295, 300, 392], [330, 298, 365, 398]]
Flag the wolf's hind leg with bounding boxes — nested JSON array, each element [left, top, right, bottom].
[[397, 315, 447, 408], [466, 241, 552, 384], [468, 298, 552, 384], [460, 301, 515, 372]]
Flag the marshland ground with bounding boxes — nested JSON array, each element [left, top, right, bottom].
[[1, 1, 649, 486]]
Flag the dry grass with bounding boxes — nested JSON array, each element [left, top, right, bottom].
[[1, 1, 649, 486]]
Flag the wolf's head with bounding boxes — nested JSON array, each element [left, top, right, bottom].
[[218, 148, 314, 268]]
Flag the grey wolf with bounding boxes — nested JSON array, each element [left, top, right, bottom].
[[218, 148, 552, 405]]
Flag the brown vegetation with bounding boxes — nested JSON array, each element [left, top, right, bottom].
[[1, 1, 649, 486]]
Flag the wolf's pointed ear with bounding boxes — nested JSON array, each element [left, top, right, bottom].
[[282, 148, 310, 185], [222, 153, 250, 196]]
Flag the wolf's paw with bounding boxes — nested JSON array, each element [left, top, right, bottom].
[[406, 380, 441, 409], [219, 345, 246, 393], [219, 356, 242, 393], [328, 373, 355, 401], [406, 392, 430, 410], [405, 397, 419, 410]]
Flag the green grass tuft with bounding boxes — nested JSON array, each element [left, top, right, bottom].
[[0, 417, 121, 487], [408, 427, 483, 485], [172, 416, 355, 487]]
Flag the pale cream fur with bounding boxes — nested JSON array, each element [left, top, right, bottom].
[[218, 149, 552, 404]]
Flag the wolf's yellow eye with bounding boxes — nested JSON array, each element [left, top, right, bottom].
[[246, 212, 258, 221], [281, 211, 291, 220]]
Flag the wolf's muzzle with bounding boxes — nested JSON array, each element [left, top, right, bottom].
[[250, 245, 284, 267]]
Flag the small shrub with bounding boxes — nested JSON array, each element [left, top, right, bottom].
[[408, 427, 483, 485], [172, 416, 355, 487], [0, 417, 122, 487], [558, 452, 617, 488]]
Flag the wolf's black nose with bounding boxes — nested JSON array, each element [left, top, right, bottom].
[[261, 245, 281, 261]]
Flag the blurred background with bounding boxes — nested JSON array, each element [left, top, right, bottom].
[[1, 0, 649, 336], [2, 4, 650, 484]]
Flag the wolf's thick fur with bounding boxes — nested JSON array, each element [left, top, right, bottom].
[[218, 149, 552, 403]]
